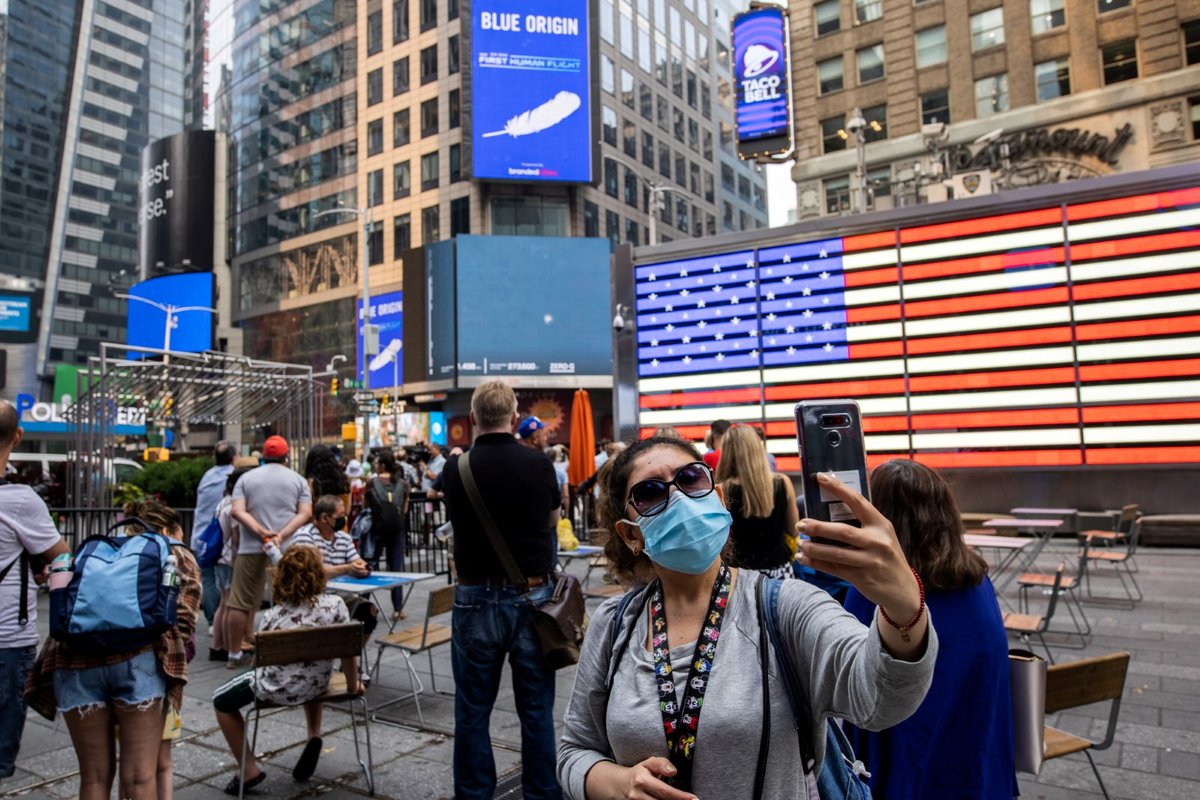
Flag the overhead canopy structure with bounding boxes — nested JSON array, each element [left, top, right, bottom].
[[63, 344, 322, 506]]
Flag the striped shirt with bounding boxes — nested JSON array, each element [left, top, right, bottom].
[[288, 525, 359, 566]]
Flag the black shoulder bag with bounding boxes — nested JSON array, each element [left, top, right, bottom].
[[458, 451, 587, 669]]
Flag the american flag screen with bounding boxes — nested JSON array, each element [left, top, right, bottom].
[[635, 186, 1200, 471]]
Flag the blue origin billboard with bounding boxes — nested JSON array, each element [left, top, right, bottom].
[[357, 291, 404, 390], [470, 0, 592, 183], [733, 5, 792, 159]]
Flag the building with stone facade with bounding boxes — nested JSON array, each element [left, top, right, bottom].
[[786, 0, 1200, 218]]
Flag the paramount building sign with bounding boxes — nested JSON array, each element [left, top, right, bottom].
[[947, 122, 1135, 172]]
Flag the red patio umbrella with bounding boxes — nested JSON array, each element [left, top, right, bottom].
[[568, 389, 596, 486]]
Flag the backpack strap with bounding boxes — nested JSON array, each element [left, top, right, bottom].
[[600, 583, 654, 759], [759, 575, 819, 774], [0, 551, 30, 627]]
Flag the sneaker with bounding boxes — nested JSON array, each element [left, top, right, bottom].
[[208, 625, 214, 636], [226, 653, 248, 670], [209, 648, 229, 662]]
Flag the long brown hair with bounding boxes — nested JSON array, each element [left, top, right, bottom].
[[272, 545, 327, 606], [123, 499, 183, 540], [715, 425, 775, 518], [869, 459, 987, 592]]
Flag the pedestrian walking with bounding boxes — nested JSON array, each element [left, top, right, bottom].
[[192, 441, 235, 629], [366, 451, 410, 620]]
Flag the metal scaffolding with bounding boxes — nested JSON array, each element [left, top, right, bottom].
[[63, 345, 322, 506]]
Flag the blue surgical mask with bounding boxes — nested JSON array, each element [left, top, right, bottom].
[[630, 490, 731, 575]]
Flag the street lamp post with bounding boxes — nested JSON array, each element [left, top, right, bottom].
[[604, 151, 691, 246]]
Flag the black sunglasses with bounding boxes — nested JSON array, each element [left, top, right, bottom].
[[625, 461, 715, 518]]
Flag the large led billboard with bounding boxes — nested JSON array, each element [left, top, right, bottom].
[[125, 273, 215, 357], [733, 4, 792, 159], [357, 291, 404, 390], [138, 130, 216, 275], [635, 185, 1200, 469], [0, 294, 32, 333], [470, 0, 593, 183]]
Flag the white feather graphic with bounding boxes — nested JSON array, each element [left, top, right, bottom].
[[482, 91, 582, 138]]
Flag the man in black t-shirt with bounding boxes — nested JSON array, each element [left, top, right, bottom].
[[441, 381, 562, 800]]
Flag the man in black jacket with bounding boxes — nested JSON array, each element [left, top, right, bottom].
[[441, 381, 562, 800]]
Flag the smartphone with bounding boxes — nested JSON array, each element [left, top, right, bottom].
[[795, 400, 870, 543]]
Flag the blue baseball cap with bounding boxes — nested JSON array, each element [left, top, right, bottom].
[[517, 416, 547, 439]]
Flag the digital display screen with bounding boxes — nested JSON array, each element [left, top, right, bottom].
[[636, 186, 1200, 468], [358, 290, 403, 390], [0, 294, 32, 332], [470, 0, 592, 183], [733, 6, 790, 147], [125, 273, 214, 357]]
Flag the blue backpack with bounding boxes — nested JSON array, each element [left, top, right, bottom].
[[194, 515, 223, 568], [50, 517, 183, 653]]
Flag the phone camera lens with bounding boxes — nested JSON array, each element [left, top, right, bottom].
[[827, 431, 841, 447]]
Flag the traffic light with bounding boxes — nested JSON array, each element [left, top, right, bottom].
[[331, 378, 339, 396]]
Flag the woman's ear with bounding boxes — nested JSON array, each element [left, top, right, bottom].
[[613, 519, 645, 555], [714, 483, 725, 505]]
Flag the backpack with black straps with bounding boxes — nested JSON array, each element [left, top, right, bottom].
[[362, 476, 406, 562]]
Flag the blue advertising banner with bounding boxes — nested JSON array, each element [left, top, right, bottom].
[[125, 273, 214, 358], [470, 0, 592, 183], [733, 6, 790, 147], [0, 294, 32, 332], [357, 290, 404, 390]]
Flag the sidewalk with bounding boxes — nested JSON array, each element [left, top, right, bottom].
[[3, 546, 1199, 799]]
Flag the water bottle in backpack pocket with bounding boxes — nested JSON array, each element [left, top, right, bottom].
[[50, 517, 183, 654]]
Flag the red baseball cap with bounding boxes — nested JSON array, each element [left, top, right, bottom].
[[263, 435, 289, 458]]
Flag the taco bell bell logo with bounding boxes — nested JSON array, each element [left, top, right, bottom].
[[741, 44, 782, 103]]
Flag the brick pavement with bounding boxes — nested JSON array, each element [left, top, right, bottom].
[[3, 544, 1198, 799]]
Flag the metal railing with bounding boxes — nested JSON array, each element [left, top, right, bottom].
[[51, 507, 197, 550]]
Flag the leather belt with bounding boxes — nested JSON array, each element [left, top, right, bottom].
[[458, 575, 548, 588]]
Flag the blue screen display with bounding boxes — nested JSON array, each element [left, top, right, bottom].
[[125, 273, 214, 357], [733, 6, 790, 144], [471, 0, 592, 183], [0, 295, 32, 332], [358, 290, 404, 390], [427, 242, 457, 381]]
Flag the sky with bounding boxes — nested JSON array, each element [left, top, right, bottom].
[[766, 160, 797, 227]]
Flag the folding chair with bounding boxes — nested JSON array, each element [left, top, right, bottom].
[[1083, 518, 1143, 607], [1016, 549, 1091, 647], [242, 622, 373, 798], [1003, 563, 1064, 664], [1043, 651, 1131, 800], [372, 583, 455, 725], [582, 554, 624, 599], [1078, 504, 1140, 572]]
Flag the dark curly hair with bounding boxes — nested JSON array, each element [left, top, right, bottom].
[[123, 498, 182, 539], [272, 545, 327, 606], [305, 444, 349, 497], [597, 436, 705, 586]]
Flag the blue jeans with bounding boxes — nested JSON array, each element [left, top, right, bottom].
[[0, 645, 37, 777], [451, 583, 561, 800], [200, 563, 219, 625]]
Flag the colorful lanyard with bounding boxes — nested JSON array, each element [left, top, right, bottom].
[[648, 563, 732, 790]]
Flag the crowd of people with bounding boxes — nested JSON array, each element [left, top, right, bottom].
[[0, 394, 1021, 799]]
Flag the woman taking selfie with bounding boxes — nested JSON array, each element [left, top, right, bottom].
[[558, 437, 938, 800], [844, 459, 1017, 800], [715, 425, 799, 579]]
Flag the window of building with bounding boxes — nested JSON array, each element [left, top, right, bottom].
[[866, 167, 891, 207], [393, 109, 410, 146], [450, 197, 469, 236], [602, 55, 615, 94], [687, 70, 698, 109], [825, 176, 851, 214], [673, 108, 685, 142], [393, 0, 409, 43], [368, 222, 383, 265], [863, 104, 888, 142], [1035, 58, 1070, 101], [420, 98, 438, 137], [421, 151, 439, 190], [624, 119, 638, 157], [420, 45, 438, 84], [722, 201, 734, 229], [449, 144, 461, 182], [675, 154, 686, 187], [368, 168, 384, 206], [625, 218, 640, 246], [1102, 40, 1138, 84], [689, 162, 701, 195], [604, 158, 619, 197], [857, 44, 884, 83], [704, 171, 714, 202], [970, 8, 1005, 51], [821, 115, 847, 153], [688, 119, 699, 152], [393, 161, 411, 199], [602, 105, 618, 146], [659, 142, 671, 177], [854, 0, 882, 24], [367, 68, 383, 106], [921, 89, 950, 125], [1186, 21, 1200, 66], [624, 168, 638, 207], [622, 70, 635, 108], [703, 130, 713, 160], [621, 12, 634, 59], [1190, 96, 1200, 139], [448, 89, 460, 128], [367, 10, 383, 55], [818, 57, 843, 94], [420, 0, 437, 31], [974, 73, 1009, 117], [676, 197, 689, 232], [600, 0, 615, 44], [720, 162, 735, 190], [642, 132, 655, 167], [448, 0, 458, 20], [584, 201, 600, 237], [448, 35, 460, 74], [394, 213, 411, 256], [367, 118, 383, 155], [640, 82, 653, 119], [1098, 0, 1130, 12], [606, 210, 620, 247], [916, 26, 946, 68], [701, 84, 712, 119], [394, 57, 410, 95], [422, 205, 440, 244], [1030, 0, 1065, 34], [815, 0, 840, 36], [657, 96, 669, 131]]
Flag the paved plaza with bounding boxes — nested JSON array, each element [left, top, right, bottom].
[[3, 543, 1198, 799]]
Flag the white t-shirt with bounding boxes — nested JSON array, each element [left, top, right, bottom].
[[0, 483, 62, 647], [251, 594, 350, 705], [231, 463, 311, 556]]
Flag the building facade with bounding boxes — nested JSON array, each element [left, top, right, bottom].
[[788, 0, 1200, 218]]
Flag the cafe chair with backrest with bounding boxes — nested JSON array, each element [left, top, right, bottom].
[[1003, 562, 1065, 664], [1016, 549, 1091, 648], [1043, 651, 1131, 800], [371, 583, 456, 725], [1082, 518, 1143, 608], [1078, 504, 1140, 572], [242, 622, 373, 798]]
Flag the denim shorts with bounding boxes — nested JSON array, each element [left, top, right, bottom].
[[214, 563, 234, 592], [53, 648, 166, 714]]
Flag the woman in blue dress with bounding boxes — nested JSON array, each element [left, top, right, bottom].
[[845, 459, 1019, 799]]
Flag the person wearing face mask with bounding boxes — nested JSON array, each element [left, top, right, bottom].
[[557, 436, 939, 800], [287, 495, 377, 641]]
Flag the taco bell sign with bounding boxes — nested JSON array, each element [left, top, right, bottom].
[[733, 5, 792, 157]]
